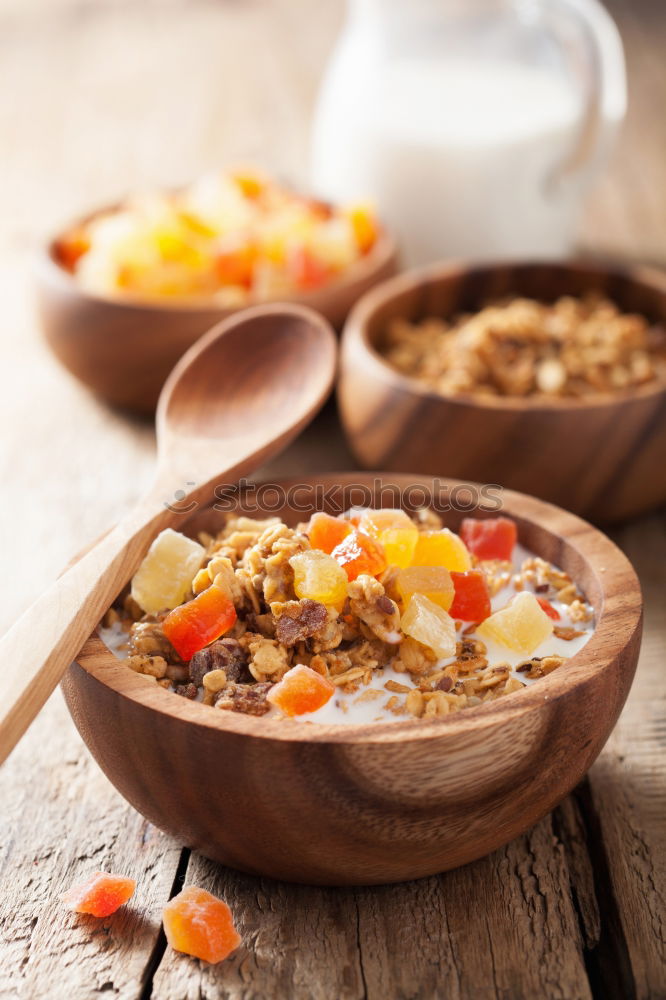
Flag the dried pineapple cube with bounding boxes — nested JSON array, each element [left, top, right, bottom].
[[401, 593, 457, 659], [358, 509, 419, 568], [290, 550, 348, 609], [131, 529, 205, 614], [411, 529, 472, 572], [396, 566, 454, 611], [477, 591, 553, 654]]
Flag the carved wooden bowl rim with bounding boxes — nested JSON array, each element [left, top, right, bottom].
[[39, 200, 398, 314], [75, 473, 642, 745], [342, 258, 666, 411]]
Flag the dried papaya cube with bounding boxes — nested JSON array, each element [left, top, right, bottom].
[[449, 570, 492, 623], [267, 664, 335, 716], [163, 886, 241, 964], [536, 596, 561, 621], [460, 517, 517, 562], [331, 530, 387, 581], [401, 593, 457, 659], [396, 566, 454, 612], [307, 512, 352, 554], [358, 509, 418, 568], [162, 583, 237, 661], [478, 592, 553, 654], [61, 871, 136, 918], [411, 529, 471, 572], [290, 550, 348, 609], [131, 528, 205, 614]]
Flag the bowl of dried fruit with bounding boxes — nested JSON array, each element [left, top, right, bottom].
[[338, 260, 666, 523], [36, 168, 397, 412], [62, 473, 641, 885]]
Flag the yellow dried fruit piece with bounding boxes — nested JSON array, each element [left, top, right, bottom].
[[131, 528, 205, 614], [411, 529, 472, 572], [477, 591, 553, 654], [290, 550, 348, 609], [396, 566, 454, 612], [401, 593, 457, 659], [358, 509, 419, 568]]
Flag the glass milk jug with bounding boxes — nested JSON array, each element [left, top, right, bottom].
[[311, 0, 626, 265]]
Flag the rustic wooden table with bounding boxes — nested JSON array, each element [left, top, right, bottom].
[[0, 1, 664, 997]]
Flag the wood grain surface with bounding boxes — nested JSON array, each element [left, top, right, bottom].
[[0, 0, 664, 997]]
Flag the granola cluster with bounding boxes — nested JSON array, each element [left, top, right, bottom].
[[102, 510, 594, 724], [381, 295, 666, 399]]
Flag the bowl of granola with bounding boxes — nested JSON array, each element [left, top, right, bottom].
[[36, 168, 397, 412], [62, 473, 642, 885], [338, 260, 666, 523]]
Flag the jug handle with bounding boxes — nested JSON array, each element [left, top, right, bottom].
[[545, 0, 626, 188]]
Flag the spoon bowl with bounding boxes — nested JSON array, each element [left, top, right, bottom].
[[0, 304, 337, 763]]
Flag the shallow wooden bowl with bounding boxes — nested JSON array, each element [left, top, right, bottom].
[[62, 473, 642, 886], [36, 212, 397, 413], [338, 261, 666, 523]]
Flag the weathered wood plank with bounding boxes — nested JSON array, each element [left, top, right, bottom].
[[150, 813, 593, 1000], [0, 690, 183, 1000], [584, 515, 666, 999]]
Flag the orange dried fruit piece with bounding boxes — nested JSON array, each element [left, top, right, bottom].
[[396, 566, 454, 612], [163, 886, 241, 964], [358, 509, 418, 568], [478, 592, 553, 654], [460, 517, 517, 562], [401, 594, 457, 659], [307, 511, 352, 554], [290, 550, 348, 609], [411, 529, 472, 572], [331, 530, 387, 581], [162, 583, 237, 661], [61, 871, 136, 917], [267, 664, 335, 717]]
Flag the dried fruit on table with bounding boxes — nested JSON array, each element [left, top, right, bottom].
[[290, 550, 348, 609], [131, 528, 205, 614], [162, 582, 237, 661], [411, 529, 472, 572], [358, 508, 419, 568], [449, 570, 492, 623], [396, 566, 454, 612], [163, 886, 241, 964], [61, 871, 136, 917], [266, 664, 335, 716], [331, 530, 387, 581], [459, 517, 517, 562], [536, 596, 561, 621], [307, 511, 352, 553], [401, 593, 457, 659], [478, 591, 553, 654]]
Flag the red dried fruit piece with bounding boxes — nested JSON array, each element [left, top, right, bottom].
[[459, 517, 517, 562], [163, 886, 241, 964], [163, 584, 237, 661], [449, 570, 492, 623], [267, 664, 335, 716], [307, 511, 352, 554], [290, 246, 330, 289], [331, 529, 387, 581], [536, 596, 561, 620], [61, 871, 136, 917]]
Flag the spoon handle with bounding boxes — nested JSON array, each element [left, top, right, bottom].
[[0, 501, 170, 764]]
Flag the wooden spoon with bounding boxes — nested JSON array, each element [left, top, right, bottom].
[[0, 303, 336, 764]]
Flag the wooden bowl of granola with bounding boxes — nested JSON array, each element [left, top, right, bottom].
[[36, 189, 398, 414], [338, 261, 666, 523], [61, 473, 642, 886]]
